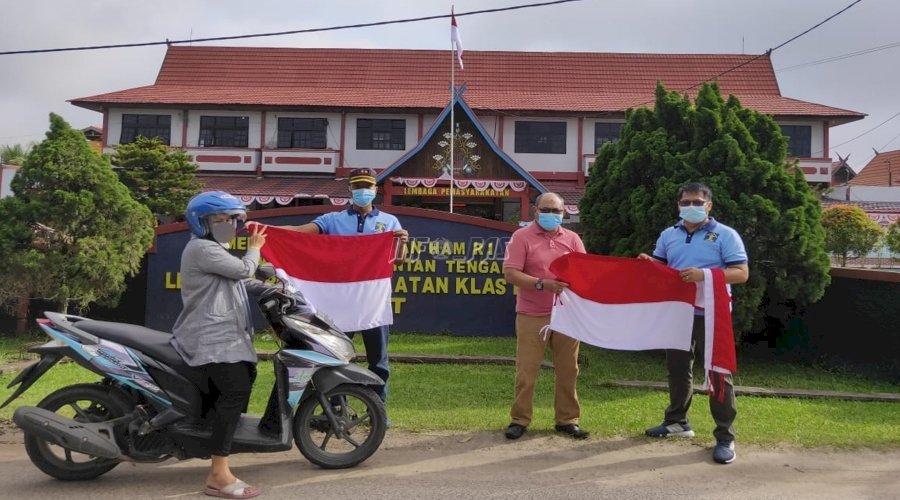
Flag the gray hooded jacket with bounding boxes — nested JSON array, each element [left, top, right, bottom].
[[171, 236, 269, 367]]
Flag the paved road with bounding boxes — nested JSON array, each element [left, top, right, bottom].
[[0, 428, 897, 500]]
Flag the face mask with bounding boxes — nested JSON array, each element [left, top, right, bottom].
[[679, 205, 708, 224], [537, 213, 563, 231], [210, 220, 237, 247], [351, 188, 377, 207]]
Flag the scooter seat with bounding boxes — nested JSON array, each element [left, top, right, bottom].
[[74, 320, 188, 370]]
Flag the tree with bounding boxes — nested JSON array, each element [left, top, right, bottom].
[[0, 113, 155, 315], [111, 136, 203, 222], [579, 82, 831, 337], [885, 220, 900, 257], [1, 143, 32, 165], [821, 205, 884, 266]]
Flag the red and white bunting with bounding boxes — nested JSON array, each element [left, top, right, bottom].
[[391, 177, 529, 193]]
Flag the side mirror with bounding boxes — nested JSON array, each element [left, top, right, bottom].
[[256, 263, 277, 280]]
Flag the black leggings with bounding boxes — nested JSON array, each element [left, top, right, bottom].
[[197, 362, 256, 456]]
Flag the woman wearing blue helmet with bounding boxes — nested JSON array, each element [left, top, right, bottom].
[[171, 190, 267, 499]]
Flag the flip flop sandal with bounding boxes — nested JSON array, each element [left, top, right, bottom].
[[205, 479, 261, 499]]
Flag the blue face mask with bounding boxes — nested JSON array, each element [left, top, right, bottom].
[[679, 205, 708, 224], [351, 188, 376, 207], [537, 213, 563, 231]]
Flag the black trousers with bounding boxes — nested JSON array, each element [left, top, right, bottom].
[[664, 316, 737, 442], [197, 362, 256, 456]]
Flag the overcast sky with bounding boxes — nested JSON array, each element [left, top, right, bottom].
[[2, 0, 897, 172]]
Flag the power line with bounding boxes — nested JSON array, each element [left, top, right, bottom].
[[634, 0, 863, 106], [0, 0, 585, 56], [831, 112, 900, 150], [777, 39, 900, 72], [812, 112, 900, 157]]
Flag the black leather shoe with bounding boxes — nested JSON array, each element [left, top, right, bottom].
[[505, 423, 526, 440], [555, 424, 589, 440]]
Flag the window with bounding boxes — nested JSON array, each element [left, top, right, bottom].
[[780, 125, 812, 158], [120, 114, 171, 145], [514, 121, 566, 154], [199, 116, 249, 148], [594, 122, 623, 152], [356, 119, 406, 150], [277, 117, 327, 149]]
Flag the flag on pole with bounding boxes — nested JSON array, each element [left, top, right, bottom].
[[548, 253, 737, 386], [259, 226, 396, 332], [451, 11, 464, 70]]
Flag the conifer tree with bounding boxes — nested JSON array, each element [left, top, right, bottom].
[[580, 83, 831, 336]]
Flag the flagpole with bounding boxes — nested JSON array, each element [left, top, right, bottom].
[[449, 8, 456, 215]]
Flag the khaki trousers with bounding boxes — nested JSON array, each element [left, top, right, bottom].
[[509, 313, 581, 427]]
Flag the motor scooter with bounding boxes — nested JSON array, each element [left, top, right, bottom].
[[1, 272, 387, 480]]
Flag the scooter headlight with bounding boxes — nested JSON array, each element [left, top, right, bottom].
[[281, 316, 356, 362]]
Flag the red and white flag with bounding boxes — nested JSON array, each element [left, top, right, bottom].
[[548, 253, 736, 386], [259, 227, 395, 332], [451, 11, 464, 70]]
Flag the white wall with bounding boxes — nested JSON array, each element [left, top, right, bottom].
[[1, 165, 17, 198], [828, 186, 900, 202], [105, 108, 186, 147]]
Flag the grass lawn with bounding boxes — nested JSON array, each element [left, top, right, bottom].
[[2, 333, 899, 448]]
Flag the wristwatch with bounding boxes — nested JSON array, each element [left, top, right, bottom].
[[534, 278, 544, 290]]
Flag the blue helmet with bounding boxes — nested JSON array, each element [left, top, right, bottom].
[[185, 191, 246, 237]]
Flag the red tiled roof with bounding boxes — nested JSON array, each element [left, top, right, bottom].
[[198, 175, 348, 198], [540, 180, 583, 205], [848, 150, 900, 186], [821, 198, 900, 212], [70, 46, 863, 121]]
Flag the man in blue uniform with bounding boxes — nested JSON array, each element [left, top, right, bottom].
[[278, 168, 408, 407], [638, 182, 749, 465]]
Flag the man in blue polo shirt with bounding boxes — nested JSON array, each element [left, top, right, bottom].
[[638, 182, 749, 465], [278, 168, 408, 407]]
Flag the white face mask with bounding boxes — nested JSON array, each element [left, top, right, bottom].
[[351, 188, 377, 207], [679, 205, 708, 224]]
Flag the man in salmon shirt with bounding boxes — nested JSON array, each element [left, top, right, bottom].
[[502, 192, 588, 440]]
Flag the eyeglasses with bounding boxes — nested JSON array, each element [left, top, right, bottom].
[[537, 207, 564, 214], [678, 200, 708, 207]]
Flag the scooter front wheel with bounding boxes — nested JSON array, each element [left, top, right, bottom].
[[293, 384, 386, 469]]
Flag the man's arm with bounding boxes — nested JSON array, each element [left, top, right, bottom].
[[723, 263, 749, 284], [246, 221, 321, 234], [503, 267, 569, 294], [280, 222, 321, 234]]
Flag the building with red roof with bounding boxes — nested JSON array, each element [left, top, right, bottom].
[[70, 45, 865, 221], [825, 150, 900, 227]]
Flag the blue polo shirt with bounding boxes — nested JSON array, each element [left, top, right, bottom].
[[313, 207, 401, 235], [652, 217, 748, 270]]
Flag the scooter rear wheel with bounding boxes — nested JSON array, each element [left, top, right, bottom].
[[293, 384, 386, 469], [23, 383, 133, 481]]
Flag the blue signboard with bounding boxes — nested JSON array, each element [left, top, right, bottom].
[[146, 206, 517, 336]]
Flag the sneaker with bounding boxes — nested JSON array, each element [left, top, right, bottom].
[[645, 422, 695, 438], [713, 440, 736, 464]]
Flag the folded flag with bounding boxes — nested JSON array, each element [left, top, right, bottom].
[[548, 253, 736, 387], [259, 226, 396, 332]]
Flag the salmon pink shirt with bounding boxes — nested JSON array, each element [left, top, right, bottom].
[[504, 222, 586, 316]]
